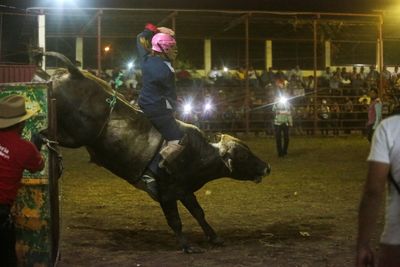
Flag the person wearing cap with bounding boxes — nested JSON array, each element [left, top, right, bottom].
[[0, 94, 45, 267], [136, 23, 184, 198]]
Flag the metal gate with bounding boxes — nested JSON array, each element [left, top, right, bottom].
[[0, 83, 59, 267]]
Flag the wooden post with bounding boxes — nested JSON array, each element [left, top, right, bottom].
[[97, 10, 102, 75], [378, 14, 384, 97], [245, 15, 250, 134], [313, 16, 319, 134]]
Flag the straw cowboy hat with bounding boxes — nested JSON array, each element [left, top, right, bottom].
[[0, 94, 37, 129]]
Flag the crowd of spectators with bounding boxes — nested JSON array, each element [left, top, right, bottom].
[[92, 63, 400, 135]]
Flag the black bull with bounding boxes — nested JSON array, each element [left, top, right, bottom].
[[42, 52, 271, 253]]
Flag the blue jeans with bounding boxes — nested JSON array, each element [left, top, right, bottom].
[[274, 124, 289, 157], [141, 109, 184, 175]]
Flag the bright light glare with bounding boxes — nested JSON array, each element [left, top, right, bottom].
[[183, 103, 193, 114], [279, 96, 288, 104], [204, 102, 213, 112], [223, 66, 229, 72], [127, 62, 134, 70], [104, 46, 110, 52]]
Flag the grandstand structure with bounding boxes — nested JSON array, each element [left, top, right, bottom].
[[3, 7, 400, 134]]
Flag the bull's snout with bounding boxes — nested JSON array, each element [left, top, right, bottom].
[[253, 162, 271, 183]]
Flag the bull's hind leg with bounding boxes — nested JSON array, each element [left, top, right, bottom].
[[180, 194, 224, 246], [159, 200, 203, 253]]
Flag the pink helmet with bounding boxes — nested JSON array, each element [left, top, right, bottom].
[[151, 33, 176, 53]]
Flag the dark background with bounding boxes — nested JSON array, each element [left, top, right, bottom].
[[0, 0, 398, 69]]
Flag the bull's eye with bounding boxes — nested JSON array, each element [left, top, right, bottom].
[[236, 151, 248, 161]]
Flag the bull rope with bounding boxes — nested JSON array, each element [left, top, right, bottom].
[[94, 89, 118, 141]]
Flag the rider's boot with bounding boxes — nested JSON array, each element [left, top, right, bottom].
[[158, 135, 187, 173]]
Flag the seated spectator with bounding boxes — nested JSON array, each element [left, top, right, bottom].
[[304, 98, 315, 135], [359, 65, 366, 80], [358, 90, 371, 106], [343, 96, 354, 134], [248, 66, 259, 88], [382, 65, 392, 93], [382, 65, 391, 81], [125, 67, 139, 91], [330, 101, 340, 136], [391, 65, 399, 81], [304, 75, 315, 93], [208, 65, 223, 84], [350, 66, 358, 81], [341, 75, 351, 87], [260, 67, 275, 87], [335, 67, 342, 78], [274, 70, 287, 87], [351, 73, 365, 96], [381, 94, 396, 116], [366, 65, 379, 89], [318, 99, 331, 135], [344, 96, 354, 113], [340, 67, 349, 80], [287, 65, 303, 83], [233, 66, 246, 86], [288, 74, 305, 100], [321, 66, 333, 87], [292, 106, 305, 135], [329, 72, 341, 95]]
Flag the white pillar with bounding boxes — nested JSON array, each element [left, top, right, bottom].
[[76, 37, 83, 69], [38, 14, 46, 70], [324, 40, 331, 67], [265, 40, 272, 69], [204, 38, 211, 75]]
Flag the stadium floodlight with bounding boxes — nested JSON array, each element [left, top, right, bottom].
[[203, 99, 214, 113], [55, 0, 77, 6], [279, 96, 288, 105], [127, 62, 134, 70], [183, 103, 193, 115]]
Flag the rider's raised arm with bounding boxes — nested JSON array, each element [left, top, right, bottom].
[[136, 23, 158, 66]]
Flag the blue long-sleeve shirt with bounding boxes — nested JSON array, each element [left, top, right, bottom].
[[136, 29, 177, 115]]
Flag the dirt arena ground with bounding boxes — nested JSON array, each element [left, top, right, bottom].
[[55, 135, 383, 267]]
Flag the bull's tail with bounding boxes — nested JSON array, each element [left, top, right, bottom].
[[43, 51, 84, 79]]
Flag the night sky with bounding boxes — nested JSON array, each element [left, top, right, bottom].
[[0, 0, 397, 64], [1, 0, 395, 13]]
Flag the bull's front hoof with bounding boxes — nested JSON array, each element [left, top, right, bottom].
[[209, 236, 224, 246], [183, 246, 204, 254]]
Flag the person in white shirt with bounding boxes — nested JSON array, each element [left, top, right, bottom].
[[356, 114, 400, 267]]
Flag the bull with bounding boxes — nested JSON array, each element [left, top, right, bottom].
[[40, 52, 271, 253]]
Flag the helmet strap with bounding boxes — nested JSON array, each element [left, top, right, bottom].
[[157, 43, 172, 62]]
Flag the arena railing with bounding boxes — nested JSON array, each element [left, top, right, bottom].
[[175, 85, 383, 135]]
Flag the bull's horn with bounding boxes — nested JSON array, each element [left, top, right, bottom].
[[44, 51, 84, 79]]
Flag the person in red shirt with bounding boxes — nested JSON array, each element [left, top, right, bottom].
[[0, 94, 45, 267]]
